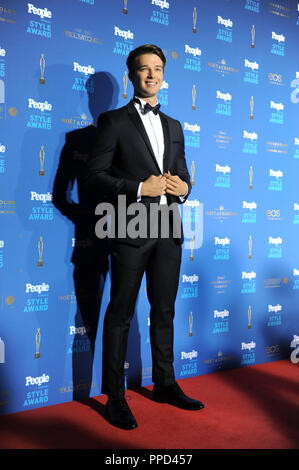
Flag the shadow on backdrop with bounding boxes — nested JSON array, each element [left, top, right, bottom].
[[52, 72, 119, 401]]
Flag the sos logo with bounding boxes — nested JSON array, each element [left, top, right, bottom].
[[266, 209, 280, 218], [265, 345, 279, 355], [268, 73, 282, 84]]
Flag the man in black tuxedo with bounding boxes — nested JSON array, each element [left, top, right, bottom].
[[85, 44, 204, 430]]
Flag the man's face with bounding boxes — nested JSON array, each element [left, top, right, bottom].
[[132, 53, 164, 101]]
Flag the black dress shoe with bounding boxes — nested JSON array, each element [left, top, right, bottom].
[[105, 398, 138, 430], [153, 382, 205, 410]]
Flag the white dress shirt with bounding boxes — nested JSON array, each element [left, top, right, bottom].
[[133, 96, 167, 205]]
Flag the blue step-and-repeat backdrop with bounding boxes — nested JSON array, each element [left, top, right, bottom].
[[0, 0, 299, 415]]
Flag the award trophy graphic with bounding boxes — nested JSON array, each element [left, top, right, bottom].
[[250, 96, 254, 120], [248, 235, 252, 259], [123, 0, 128, 14], [39, 145, 45, 176], [192, 85, 196, 110], [192, 8, 197, 33], [191, 160, 195, 186], [189, 312, 193, 337], [251, 25, 255, 48], [34, 328, 41, 359], [37, 236, 44, 267], [248, 305, 252, 329], [249, 166, 253, 189], [40, 53, 46, 84], [123, 71, 128, 99]]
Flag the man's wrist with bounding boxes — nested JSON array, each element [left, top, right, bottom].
[[140, 181, 147, 196], [180, 182, 188, 197]]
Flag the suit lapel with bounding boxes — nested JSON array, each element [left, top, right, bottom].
[[127, 101, 161, 174], [160, 113, 170, 174]]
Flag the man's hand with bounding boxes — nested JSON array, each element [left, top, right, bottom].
[[141, 174, 167, 197], [165, 171, 188, 197]]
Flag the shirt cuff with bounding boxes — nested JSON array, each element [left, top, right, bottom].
[[179, 183, 188, 201], [137, 182, 143, 202]]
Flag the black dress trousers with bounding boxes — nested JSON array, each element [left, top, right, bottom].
[[101, 219, 182, 399]]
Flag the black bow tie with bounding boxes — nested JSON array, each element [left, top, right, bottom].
[[143, 102, 160, 115], [133, 98, 161, 115]]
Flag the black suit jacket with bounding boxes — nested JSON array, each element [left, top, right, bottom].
[[85, 100, 191, 246]]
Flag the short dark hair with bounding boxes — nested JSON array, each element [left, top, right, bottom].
[[126, 44, 166, 81]]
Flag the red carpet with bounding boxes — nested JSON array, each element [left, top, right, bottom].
[[0, 360, 298, 450]]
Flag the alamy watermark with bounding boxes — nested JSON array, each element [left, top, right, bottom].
[[290, 78, 299, 103], [290, 335, 299, 364], [94, 195, 203, 251]]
